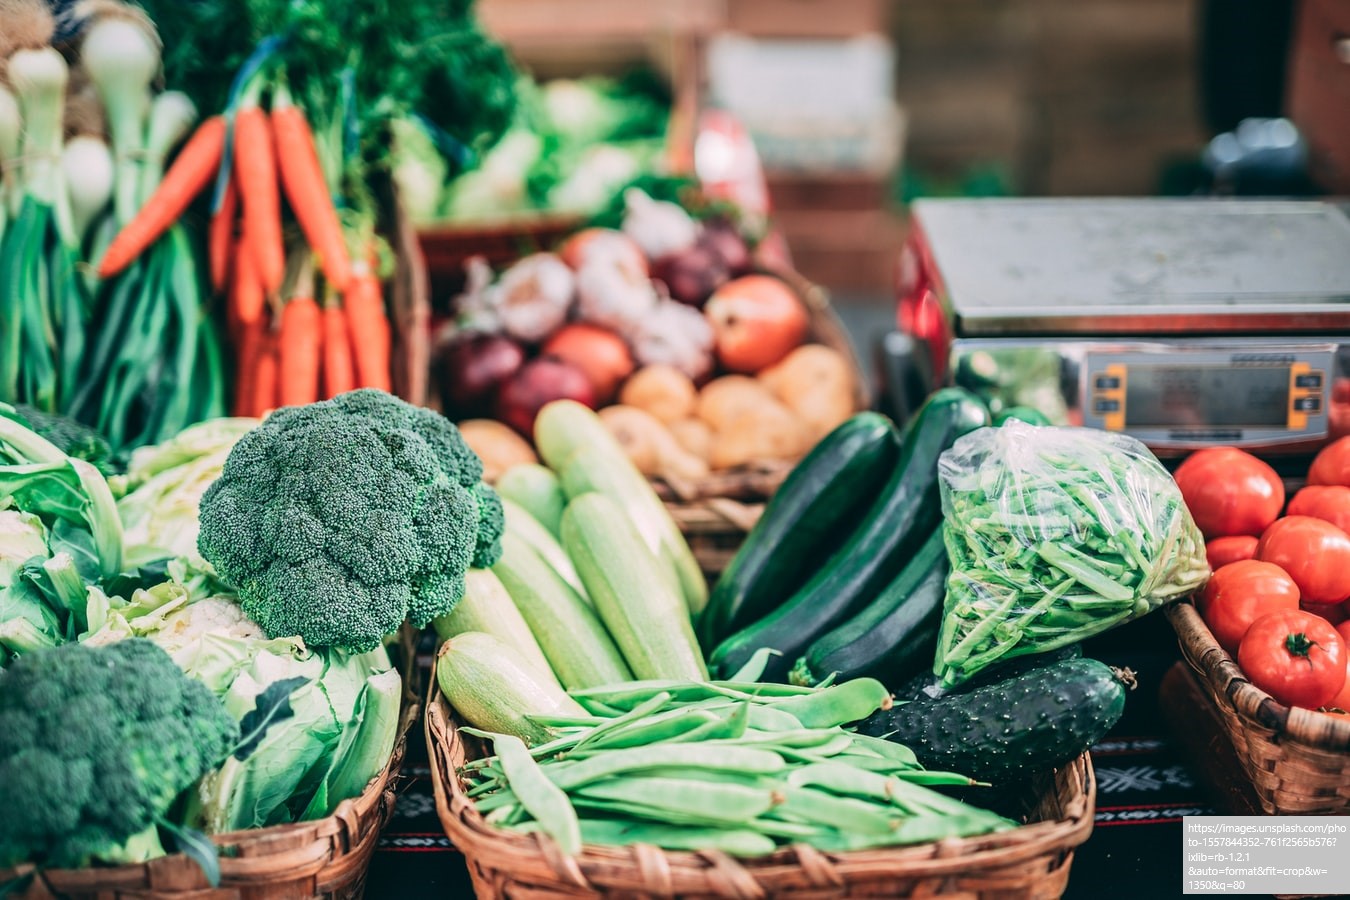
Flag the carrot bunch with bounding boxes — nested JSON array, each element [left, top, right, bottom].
[[98, 78, 395, 418]]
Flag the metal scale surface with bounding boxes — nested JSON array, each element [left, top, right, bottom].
[[902, 198, 1350, 456]]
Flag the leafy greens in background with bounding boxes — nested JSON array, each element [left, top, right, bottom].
[[132, 0, 517, 176]]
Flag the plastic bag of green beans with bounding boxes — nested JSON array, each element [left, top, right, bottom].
[[933, 422, 1209, 688]]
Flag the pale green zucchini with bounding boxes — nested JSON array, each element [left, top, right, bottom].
[[432, 568, 560, 687], [435, 631, 586, 746], [560, 492, 708, 681], [496, 463, 566, 536], [493, 531, 633, 689], [535, 400, 707, 619]]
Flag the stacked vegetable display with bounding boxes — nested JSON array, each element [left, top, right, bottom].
[[0, 0, 225, 449], [696, 397, 1207, 781], [0, 391, 509, 881], [410, 74, 672, 224], [434, 392, 1185, 864], [437, 191, 856, 480], [1178, 441, 1350, 715]]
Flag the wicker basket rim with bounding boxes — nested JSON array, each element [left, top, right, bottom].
[[425, 680, 1097, 895], [0, 689, 419, 894], [1167, 601, 1350, 752]]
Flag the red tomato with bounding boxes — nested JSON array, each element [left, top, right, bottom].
[[1321, 621, 1350, 714], [1308, 436, 1350, 486], [1326, 673, 1350, 714], [1238, 610, 1347, 708], [1173, 448, 1284, 539], [1256, 516, 1350, 604], [1205, 535, 1259, 570], [1199, 561, 1301, 654], [1303, 601, 1348, 626], [1287, 485, 1350, 535]]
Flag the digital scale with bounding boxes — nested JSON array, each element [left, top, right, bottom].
[[896, 198, 1350, 457]]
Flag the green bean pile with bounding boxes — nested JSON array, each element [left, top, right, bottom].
[[460, 653, 1014, 857], [934, 423, 1208, 688]]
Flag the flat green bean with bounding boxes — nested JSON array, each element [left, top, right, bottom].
[[494, 734, 582, 855], [769, 678, 892, 728], [544, 744, 785, 790], [574, 777, 779, 824], [769, 786, 903, 835], [577, 819, 777, 857]]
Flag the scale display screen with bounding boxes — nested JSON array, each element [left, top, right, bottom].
[[1125, 365, 1288, 428]]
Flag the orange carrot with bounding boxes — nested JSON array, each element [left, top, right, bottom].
[[321, 304, 356, 399], [279, 295, 323, 407], [343, 269, 391, 392], [232, 317, 265, 417], [253, 330, 281, 417], [230, 233, 265, 326], [272, 99, 352, 291], [98, 116, 226, 277], [233, 105, 285, 297], [208, 174, 238, 294]]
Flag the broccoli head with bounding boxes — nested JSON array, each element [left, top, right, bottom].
[[196, 389, 503, 651], [0, 639, 238, 869], [8, 404, 118, 476]]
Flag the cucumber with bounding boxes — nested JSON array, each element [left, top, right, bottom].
[[789, 527, 947, 687], [858, 656, 1127, 782], [502, 497, 590, 603], [436, 631, 587, 746], [537, 401, 707, 619], [994, 406, 1051, 427], [699, 412, 900, 650], [561, 492, 709, 681], [497, 463, 565, 536], [708, 388, 989, 682], [493, 531, 633, 689], [893, 644, 1083, 702], [432, 568, 561, 687]]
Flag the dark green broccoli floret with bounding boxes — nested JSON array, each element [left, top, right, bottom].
[[0, 640, 238, 869], [197, 389, 503, 651], [8, 405, 118, 476]]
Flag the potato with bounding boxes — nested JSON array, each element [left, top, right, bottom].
[[696, 376, 776, 431], [709, 401, 811, 470], [758, 344, 855, 441], [458, 419, 538, 482], [670, 418, 713, 460], [618, 365, 698, 424], [599, 405, 709, 481]]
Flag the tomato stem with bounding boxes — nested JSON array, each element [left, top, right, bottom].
[[1285, 632, 1318, 662]]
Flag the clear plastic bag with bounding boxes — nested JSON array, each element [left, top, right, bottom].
[[933, 422, 1208, 688]]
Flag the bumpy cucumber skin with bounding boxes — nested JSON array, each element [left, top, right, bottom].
[[860, 657, 1125, 782], [699, 412, 901, 650], [892, 644, 1083, 702]]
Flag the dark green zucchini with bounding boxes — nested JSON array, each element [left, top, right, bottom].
[[698, 412, 900, 650], [859, 656, 1128, 783], [789, 527, 947, 687], [708, 388, 989, 682], [892, 643, 1084, 702], [993, 406, 1051, 427]]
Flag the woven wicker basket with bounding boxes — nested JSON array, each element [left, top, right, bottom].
[[2, 631, 424, 900], [426, 682, 1097, 900], [1167, 601, 1350, 815]]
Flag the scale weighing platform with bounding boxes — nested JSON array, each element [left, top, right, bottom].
[[899, 198, 1350, 456]]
